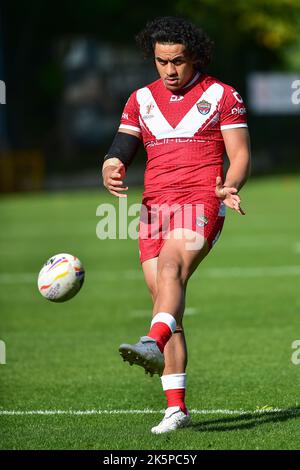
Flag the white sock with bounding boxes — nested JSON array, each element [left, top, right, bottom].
[[161, 373, 186, 391], [150, 312, 177, 333]]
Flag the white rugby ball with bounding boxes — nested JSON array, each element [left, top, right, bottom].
[[38, 253, 85, 302]]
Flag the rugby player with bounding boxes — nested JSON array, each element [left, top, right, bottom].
[[102, 16, 251, 434]]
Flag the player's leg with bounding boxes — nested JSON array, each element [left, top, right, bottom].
[[142, 258, 187, 374], [119, 202, 225, 432], [142, 257, 158, 303], [149, 229, 209, 433], [147, 199, 225, 356], [119, 230, 208, 375], [119, 254, 165, 375], [142, 257, 189, 432], [119, 200, 224, 374], [148, 229, 209, 350]]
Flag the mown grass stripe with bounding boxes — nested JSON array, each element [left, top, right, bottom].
[[1, 265, 300, 284]]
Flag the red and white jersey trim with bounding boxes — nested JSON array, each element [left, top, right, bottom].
[[220, 123, 248, 130], [119, 124, 141, 133], [136, 83, 224, 139], [182, 71, 201, 89], [118, 74, 248, 195]]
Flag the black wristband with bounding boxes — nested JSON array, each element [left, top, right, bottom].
[[104, 132, 141, 169]]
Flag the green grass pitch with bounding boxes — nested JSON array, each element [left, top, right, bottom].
[[0, 175, 300, 450]]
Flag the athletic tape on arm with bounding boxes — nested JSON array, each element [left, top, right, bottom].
[[104, 132, 141, 169]]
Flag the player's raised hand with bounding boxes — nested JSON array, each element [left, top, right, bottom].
[[102, 163, 128, 198], [215, 176, 245, 215]]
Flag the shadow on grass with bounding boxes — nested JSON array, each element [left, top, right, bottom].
[[191, 407, 300, 433]]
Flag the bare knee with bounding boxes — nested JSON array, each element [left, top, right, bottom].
[[158, 260, 186, 285]]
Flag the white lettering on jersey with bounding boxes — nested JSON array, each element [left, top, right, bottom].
[[146, 138, 207, 148], [170, 95, 184, 102], [137, 84, 224, 139], [232, 90, 243, 103], [231, 107, 246, 115]]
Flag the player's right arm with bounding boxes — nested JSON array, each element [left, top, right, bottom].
[[102, 92, 141, 198], [102, 157, 127, 198], [102, 129, 141, 198]]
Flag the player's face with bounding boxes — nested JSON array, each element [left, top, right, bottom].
[[154, 43, 195, 92]]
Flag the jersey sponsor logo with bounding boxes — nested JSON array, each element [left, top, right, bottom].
[[232, 90, 243, 103], [122, 112, 129, 120], [231, 107, 247, 115], [146, 137, 207, 147], [170, 95, 184, 102], [197, 100, 211, 115]]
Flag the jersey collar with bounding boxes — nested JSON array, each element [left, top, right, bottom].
[[182, 71, 201, 90]]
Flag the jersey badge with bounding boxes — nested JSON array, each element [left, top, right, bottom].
[[143, 102, 155, 120], [146, 103, 155, 114], [197, 100, 211, 115]]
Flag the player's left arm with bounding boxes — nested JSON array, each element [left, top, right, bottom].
[[216, 127, 251, 215]]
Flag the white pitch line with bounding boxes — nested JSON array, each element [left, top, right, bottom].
[[1, 265, 300, 285], [0, 408, 297, 416]]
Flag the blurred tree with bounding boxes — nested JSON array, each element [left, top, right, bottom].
[[2, 0, 299, 170], [282, 13, 300, 70], [176, 0, 300, 71], [175, 0, 300, 174], [1, 0, 177, 149]]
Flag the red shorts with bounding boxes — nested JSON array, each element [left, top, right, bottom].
[[138, 192, 226, 264]]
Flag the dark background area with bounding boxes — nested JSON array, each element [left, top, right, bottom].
[[0, 0, 299, 191]]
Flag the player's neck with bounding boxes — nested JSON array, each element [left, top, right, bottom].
[[182, 71, 201, 90]]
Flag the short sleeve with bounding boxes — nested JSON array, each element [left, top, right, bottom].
[[220, 87, 248, 131], [119, 92, 141, 134]]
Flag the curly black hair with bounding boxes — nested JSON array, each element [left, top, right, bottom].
[[136, 16, 214, 71]]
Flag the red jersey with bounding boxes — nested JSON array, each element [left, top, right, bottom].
[[119, 72, 247, 197]]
